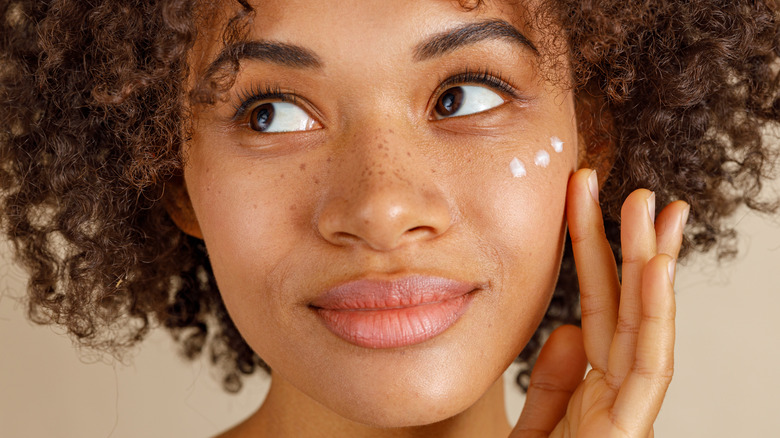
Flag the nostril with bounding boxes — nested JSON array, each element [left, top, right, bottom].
[[405, 225, 438, 238], [330, 231, 362, 246]]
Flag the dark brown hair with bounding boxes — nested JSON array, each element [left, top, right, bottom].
[[1, 0, 778, 392]]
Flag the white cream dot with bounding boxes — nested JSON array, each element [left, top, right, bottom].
[[551, 136, 564, 153], [509, 157, 526, 178], [534, 150, 551, 168]]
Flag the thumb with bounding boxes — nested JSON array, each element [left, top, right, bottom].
[[511, 325, 587, 438]]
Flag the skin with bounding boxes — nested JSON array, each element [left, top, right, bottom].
[[171, 1, 689, 436]]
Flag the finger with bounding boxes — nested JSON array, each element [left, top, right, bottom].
[[512, 325, 587, 438], [607, 189, 657, 389], [611, 254, 676, 435], [566, 169, 620, 372], [655, 200, 689, 262]]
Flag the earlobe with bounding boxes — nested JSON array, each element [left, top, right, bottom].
[[163, 175, 204, 239]]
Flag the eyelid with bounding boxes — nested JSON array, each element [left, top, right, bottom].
[[436, 70, 520, 100], [231, 84, 304, 122]]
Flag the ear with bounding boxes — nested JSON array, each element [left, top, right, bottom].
[[163, 174, 204, 239], [575, 92, 616, 187]]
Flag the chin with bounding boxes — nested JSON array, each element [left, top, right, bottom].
[[283, 338, 504, 429], [324, 381, 481, 428]]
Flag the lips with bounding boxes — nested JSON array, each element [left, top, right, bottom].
[[310, 276, 479, 349]]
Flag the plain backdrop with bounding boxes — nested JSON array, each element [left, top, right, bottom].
[[1, 190, 779, 437]]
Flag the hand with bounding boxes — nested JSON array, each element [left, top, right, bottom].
[[510, 168, 689, 438]]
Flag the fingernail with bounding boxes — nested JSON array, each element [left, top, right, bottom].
[[681, 205, 690, 229], [647, 192, 656, 224], [587, 170, 599, 204], [667, 259, 677, 284]]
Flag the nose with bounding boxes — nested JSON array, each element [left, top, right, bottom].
[[316, 132, 452, 251]]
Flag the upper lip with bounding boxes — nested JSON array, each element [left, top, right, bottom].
[[309, 275, 481, 310]]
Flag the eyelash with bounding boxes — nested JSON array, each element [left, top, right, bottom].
[[435, 69, 520, 100], [231, 69, 519, 121], [231, 84, 301, 122]]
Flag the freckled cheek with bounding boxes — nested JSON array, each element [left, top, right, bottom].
[[187, 169, 302, 287]]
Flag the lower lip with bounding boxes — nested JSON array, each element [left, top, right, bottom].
[[314, 293, 475, 349]]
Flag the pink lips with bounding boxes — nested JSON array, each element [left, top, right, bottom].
[[310, 276, 478, 349]]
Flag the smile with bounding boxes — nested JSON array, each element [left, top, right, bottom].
[[310, 276, 480, 349]]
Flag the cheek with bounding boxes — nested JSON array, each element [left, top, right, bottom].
[[466, 135, 573, 257], [460, 134, 574, 341], [182, 152, 308, 331]]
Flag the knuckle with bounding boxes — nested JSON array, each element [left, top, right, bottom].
[[614, 317, 640, 336], [632, 361, 675, 381], [579, 300, 611, 317], [528, 379, 574, 395]]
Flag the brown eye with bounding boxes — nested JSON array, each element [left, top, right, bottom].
[[249, 103, 275, 132], [435, 87, 464, 118], [432, 85, 505, 120]]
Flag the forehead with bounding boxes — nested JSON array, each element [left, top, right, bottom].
[[190, 0, 541, 74]]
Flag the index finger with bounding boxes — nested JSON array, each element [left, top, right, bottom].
[[566, 168, 621, 372]]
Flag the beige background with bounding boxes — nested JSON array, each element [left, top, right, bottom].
[[1, 196, 779, 437]]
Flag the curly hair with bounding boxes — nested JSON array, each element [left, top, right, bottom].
[[1, 0, 778, 393]]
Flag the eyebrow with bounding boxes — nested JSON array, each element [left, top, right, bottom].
[[413, 19, 538, 61], [204, 19, 536, 75], [206, 40, 323, 74]]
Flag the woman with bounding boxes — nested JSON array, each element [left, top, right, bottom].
[[1, 0, 777, 436]]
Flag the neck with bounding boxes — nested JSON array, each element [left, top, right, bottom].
[[220, 372, 512, 438]]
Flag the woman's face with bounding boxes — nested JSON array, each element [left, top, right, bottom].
[[183, 0, 578, 427]]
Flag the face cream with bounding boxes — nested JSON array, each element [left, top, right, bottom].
[[551, 136, 564, 153], [509, 157, 526, 178], [534, 150, 550, 168]]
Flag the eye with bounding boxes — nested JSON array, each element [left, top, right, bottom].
[[433, 85, 505, 120], [248, 101, 318, 133]]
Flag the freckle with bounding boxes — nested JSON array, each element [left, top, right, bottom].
[[388, 129, 394, 134], [534, 150, 551, 168], [299, 163, 306, 171], [327, 157, 332, 163], [407, 152, 411, 157], [289, 204, 297, 211], [252, 203, 257, 209], [313, 177, 320, 184], [431, 168, 436, 173], [280, 173, 285, 179], [510, 157, 527, 178], [379, 171, 385, 175]]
